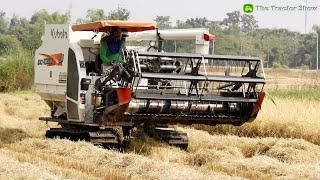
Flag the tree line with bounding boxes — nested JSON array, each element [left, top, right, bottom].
[[156, 12, 320, 70], [0, 8, 319, 69], [0, 7, 319, 91]]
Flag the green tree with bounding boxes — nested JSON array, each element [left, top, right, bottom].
[[0, 11, 8, 34], [176, 20, 192, 29], [9, 10, 68, 51], [313, 24, 320, 69], [296, 33, 317, 68], [240, 14, 258, 32], [8, 15, 32, 49], [0, 35, 22, 55], [304, 53, 313, 67], [76, 9, 106, 23], [154, 16, 172, 29], [107, 7, 130, 20], [185, 17, 209, 28], [28, 10, 69, 50], [220, 11, 241, 33], [30, 9, 68, 24]]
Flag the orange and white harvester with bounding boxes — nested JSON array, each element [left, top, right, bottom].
[[35, 21, 265, 150]]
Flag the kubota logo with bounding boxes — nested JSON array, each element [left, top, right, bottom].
[[51, 28, 68, 39], [38, 53, 64, 66]]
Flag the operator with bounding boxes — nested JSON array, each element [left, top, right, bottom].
[[99, 26, 126, 71]]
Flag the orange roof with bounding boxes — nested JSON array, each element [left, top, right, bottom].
[[72, 20, 157, 32]]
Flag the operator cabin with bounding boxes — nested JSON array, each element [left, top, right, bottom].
[[71, 21, 157, 75]]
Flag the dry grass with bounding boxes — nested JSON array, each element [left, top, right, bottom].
[[184, 129, 320, 179], [1, 80, 320, 179], [0, 149, 61, 179], [3, 139, 235, 179], [0, 91, 54, 138], [0, 127, 29, 144], [264, 68, 320, 91], [194, 98, 320, 145]]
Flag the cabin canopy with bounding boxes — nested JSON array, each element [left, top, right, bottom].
[[72, 20, 157, 32]]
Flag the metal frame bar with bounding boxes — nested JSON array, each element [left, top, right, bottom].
[[141, 73, 265, 83], [138, 51, 261, 62]]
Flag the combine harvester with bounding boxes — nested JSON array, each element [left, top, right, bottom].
[[35, 21, 266, 150]]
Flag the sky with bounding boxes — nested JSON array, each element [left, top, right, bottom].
[[1, 0, 320, 33]]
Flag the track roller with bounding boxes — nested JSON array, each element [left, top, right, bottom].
[[45, 127, 121, 149], [154, 127, 188, 150], [89, 129, 121, 148], [144, 124, 188, 150]]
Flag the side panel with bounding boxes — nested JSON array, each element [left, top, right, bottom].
[[34, 24, 70, 117], [66, 43, 89, 122], [35, 24, 70, 88], [66, 48, 79, 120], [66, 49, 79, 101]]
